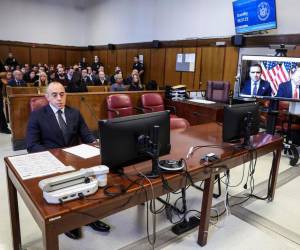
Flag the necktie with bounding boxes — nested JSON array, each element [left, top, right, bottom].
[[293, 87, 299, 99], [57, 110, 68, 144], [253, 82, 258, 96]]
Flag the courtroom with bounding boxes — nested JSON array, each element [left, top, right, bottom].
[[1, 0, 300, 249]]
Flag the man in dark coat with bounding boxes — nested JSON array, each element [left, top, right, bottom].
[[276, 67, 300, 99], [26, 82, 110, 240], [241, 64, 272, 96]]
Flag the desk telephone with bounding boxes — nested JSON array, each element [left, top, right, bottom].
[[39, 165, 109, 204]]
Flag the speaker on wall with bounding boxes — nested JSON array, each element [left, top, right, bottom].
[[152, 40, 160, 48], [108, 44, 115, 50], [88, 45, 95, 51], [231, 35, 245, 47]]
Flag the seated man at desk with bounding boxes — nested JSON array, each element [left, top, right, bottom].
[[26, 82, 110, 240], [240, 64, 272, 96], [276, 67, 300, 98]]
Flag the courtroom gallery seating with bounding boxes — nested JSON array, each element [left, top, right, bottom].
[[206, 80, 230, 103], [87, 86, 108, 92]]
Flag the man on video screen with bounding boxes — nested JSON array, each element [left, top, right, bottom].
[[276, 67, 300, 99], [241, 64, 272, 97]]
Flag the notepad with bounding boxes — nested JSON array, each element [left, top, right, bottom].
[[189, 99, 216, 104], [8, 151, 74, 180], [62, 144, 100, 159]]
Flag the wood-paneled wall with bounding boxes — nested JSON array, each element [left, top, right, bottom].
[[0, 43, 81, 68], [0, 41, 239, 90], [94, 46, 238, 90], [4, 33, 300, 90]]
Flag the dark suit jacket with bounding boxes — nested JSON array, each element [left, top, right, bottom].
[[55, 75, 69, 86], [26, 105, 95, 153], [275, 81, 297, 98], [66, 82, 88, 93], [5, 57, 18, 68], [241, 79, 272, 96], [82, 77, 93, 86], [94, 78, 109, 86], [91, 62, 102, 72], [8, 79, 26, 87]]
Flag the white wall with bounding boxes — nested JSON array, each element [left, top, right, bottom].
[[1, 0, 300, 46], [86, 0, 236, 45], [0, 0, 87, 46], [86, 0, 155, 45], [86, 0, 300, 45]]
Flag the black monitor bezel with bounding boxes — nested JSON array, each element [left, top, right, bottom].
[[223, 102, 260, 143], [232, 0, 277, 34], [238, 55, 300, 102], [98, 111, 171, 173]]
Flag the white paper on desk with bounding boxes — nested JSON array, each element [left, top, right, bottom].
[[8, 151, 72, 180], [189, 99, 216, 104], [62, 144, 100, 159]]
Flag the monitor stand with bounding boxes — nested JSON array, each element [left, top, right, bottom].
[[138, 125, 161, 179], [241, 112, 254, 148], [266, 99, 279, 135]]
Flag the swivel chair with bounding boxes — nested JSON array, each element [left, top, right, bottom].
[[106, 94, 141, 119], [170, 117, 190, 130], [141, 93, 177, 117], [141, 93, 190, 130]]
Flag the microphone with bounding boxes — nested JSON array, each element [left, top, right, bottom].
[[80, 96, 99, 125]]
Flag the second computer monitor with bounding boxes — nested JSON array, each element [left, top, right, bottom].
[[223, 103, 260, 144]]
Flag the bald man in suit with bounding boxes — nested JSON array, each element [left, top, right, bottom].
[[26, 82, 110, 240]]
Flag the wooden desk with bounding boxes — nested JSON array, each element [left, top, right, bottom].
[[5, 123, 282, 249], [165, 99, 224, 125]]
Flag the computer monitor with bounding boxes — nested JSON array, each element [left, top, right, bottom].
[[223, 103, 260, 145], [232, 0, 277, 34], [99, 111, 171, 173], [238, 55, 300, 101]]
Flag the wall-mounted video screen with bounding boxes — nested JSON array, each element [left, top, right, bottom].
[[233, 0, 277, 33], [239, 55, 300, 100]]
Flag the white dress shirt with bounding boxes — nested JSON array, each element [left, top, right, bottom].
[[49, 104, 66, 126]]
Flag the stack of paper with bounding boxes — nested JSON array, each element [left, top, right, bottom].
[[62, 144, 100, 159], [8, 151, 74, 180]]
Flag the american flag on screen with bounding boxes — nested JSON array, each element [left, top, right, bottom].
[[260, 61, 297, 95]]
